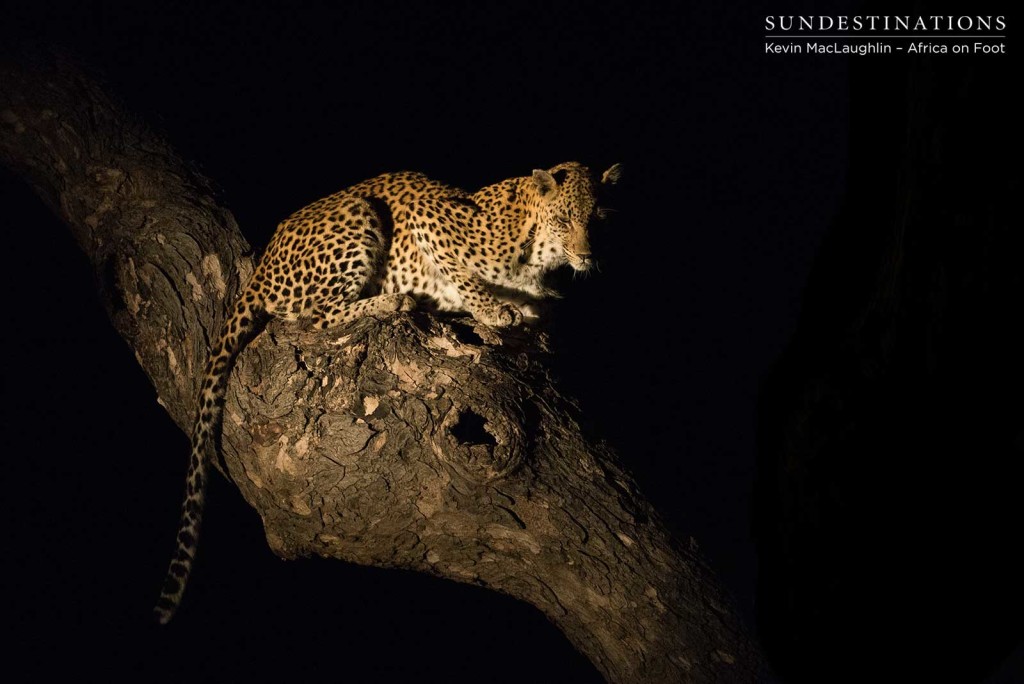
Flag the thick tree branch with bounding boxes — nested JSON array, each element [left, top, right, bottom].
[[2, 54, 765, 683]]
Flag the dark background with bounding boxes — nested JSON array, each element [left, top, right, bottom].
[[2, 1, 1019, 682]]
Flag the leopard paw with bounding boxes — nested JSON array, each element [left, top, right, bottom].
[[478, 304, 522, 327], [396, 295, 416, 312], [498, 305, 523, 327]]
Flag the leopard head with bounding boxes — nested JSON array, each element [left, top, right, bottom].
[[531, 161, 621, 272]]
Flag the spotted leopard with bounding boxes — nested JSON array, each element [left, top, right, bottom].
[[154, 161, 622, 623]]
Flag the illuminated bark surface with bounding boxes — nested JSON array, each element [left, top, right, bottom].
[[1, 54, 766, 683]]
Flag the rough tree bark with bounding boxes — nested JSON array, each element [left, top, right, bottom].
[[1, 54, 766, 683]]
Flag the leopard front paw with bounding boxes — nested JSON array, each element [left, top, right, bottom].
[[379, 293, 416, 314], [396, 295, 417, 312], [478, 304, 522, 327], [499, 305, 523, 327]]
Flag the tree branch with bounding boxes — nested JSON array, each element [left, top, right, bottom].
[[1, 53, 765, 683]]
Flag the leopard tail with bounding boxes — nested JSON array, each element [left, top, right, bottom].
[[153, 296, 264, 624]]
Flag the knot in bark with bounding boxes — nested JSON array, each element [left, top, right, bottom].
[[432, 390, 527, 483]]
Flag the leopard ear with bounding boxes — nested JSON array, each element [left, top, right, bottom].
[[532, 169, 559, 198], [601, 163, 622, 185]]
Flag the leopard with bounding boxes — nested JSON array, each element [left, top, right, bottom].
[[153, 161, 622, 624]]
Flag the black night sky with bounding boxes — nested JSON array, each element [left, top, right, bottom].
[[2, 1, 1020, 682]]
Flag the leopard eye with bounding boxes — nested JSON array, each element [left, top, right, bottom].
[[556, 214, 571, 225]]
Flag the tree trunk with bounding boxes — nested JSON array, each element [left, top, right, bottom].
[[1, 53, 766, 683]]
